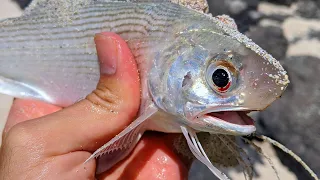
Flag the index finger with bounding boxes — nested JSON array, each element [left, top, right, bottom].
[[3, 99, 61, 136]]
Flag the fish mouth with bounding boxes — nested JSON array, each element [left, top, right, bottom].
[[195, 110, 256, 135], [205, 111, 254, 126]]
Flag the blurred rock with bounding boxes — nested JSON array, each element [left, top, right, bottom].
[[262, 14, 289, 22], [258, 2, 296, 16], [263, 0, 297, 6], [282, 17, 320, 42], [296, 1, 320, 19], [208, 0, 260, 32], [13, 0, 32, 9], [258, 56, 320, 180], [315, 0, 320, 8], [247, 26, 288, 60], [0, 0, 23, 19], [228, 0, 248, 15], [309, 29, 320, 40], [283, 17, 320, 58], [259, 19, 282, 27], [287, 39, 320, 57]]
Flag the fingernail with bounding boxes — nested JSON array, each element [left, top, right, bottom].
[[95, 34, 118, 75]]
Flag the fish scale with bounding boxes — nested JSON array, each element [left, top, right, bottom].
[[0, 2, 190, 106]]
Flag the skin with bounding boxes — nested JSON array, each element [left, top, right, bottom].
[[0, 32, 188, 180]]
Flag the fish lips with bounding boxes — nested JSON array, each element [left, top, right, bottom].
[[194, 110, 256, 136]]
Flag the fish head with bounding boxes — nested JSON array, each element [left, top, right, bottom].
[[150, 19, 289, 136]]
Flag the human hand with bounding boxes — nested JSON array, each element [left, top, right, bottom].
[[0, 32, 188, 180]]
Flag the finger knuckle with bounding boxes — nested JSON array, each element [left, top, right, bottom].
[[86, 82, 121, 111], [4, 123, 36, 148]]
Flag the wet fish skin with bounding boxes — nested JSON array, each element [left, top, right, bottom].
[[0, 2, 182, 107], [0, 1, 290, 178], [0, 1, 288, 120]]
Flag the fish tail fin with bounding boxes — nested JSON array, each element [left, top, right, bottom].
[[85, 106, 158, 174]]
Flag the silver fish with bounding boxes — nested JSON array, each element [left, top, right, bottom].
[[0, 0, 290, 179]]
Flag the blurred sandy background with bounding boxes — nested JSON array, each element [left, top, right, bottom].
[[1, 0, 319, 179]]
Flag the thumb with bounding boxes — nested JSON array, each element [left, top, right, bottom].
[[10, 32, 140, 155]]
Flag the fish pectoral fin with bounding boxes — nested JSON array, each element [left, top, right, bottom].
[[85, 105, 158, 174], [180, 126, 230, 180]]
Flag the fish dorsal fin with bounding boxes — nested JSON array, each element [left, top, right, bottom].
[[24, 0, 209, 15]]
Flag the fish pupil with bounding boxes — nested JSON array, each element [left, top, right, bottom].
[[212, 69, 229, 88]]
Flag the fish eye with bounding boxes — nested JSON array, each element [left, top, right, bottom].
[[206, 61, 236, 93], [212, 68, 230, 90]]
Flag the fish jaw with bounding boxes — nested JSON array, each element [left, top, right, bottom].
[[182, 102, 258, 135], [144, 108, 256, 136], [195, 111, 256, 136]]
